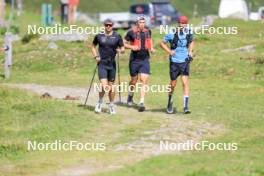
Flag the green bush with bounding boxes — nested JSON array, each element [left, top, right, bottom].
[[0, 27, 7, 35], [255, 57, 264, 65], [0, 25, 20, 35], [9, 25, 20, 34], [21, 34, 39, 44]]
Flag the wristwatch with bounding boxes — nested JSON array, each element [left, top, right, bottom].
[[4, 45, 9, 51]]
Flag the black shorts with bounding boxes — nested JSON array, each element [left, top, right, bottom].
[[98, 63, 116, 82], [170, 61, 190, 80], [129, 59, 150, 77]]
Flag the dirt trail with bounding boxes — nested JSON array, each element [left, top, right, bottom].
[[2, 83, 225, 176]]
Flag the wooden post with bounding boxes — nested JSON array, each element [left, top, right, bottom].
[[5, 32, 12, 66], [4, 53, 10, 79], [4, 32, 12, 79]]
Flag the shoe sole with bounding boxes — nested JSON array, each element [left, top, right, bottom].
[[95, 108, 102, 113], [167, 110, 174, 114], [167, 102, 173, 114], [184, 111, 191, 114]]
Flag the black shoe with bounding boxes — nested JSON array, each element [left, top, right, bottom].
[[167, 101, 174, 114], [138, 103, 145, 112], [127, 95, 134, 106], [184, 107, 191, 114]]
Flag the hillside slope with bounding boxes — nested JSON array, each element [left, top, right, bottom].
[[23, 0, 264, 17]]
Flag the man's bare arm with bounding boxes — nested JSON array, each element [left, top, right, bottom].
[[91, 44, 100, 63], [124, 39, 139, 51], [160, 41, 174, 56], [117, 46, 125, 54], [188, 41, 194, 57]]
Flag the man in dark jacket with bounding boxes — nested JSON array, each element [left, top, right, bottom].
[[91, 19, 125, 115]]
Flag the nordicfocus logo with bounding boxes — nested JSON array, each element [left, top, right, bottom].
[[93, 82, 171, 93], [27, 140, 106, 151], [27, 24, 105, 35], [160, 140, 238, 151], [159, 24, 238, 35]]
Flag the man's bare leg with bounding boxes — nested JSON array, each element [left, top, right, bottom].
[[138, 73, 149, 112], [108, 81, 115, 103], [95, 79, 107, 113]]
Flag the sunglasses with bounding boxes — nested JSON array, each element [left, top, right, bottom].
[[104, 24, 113, 27]]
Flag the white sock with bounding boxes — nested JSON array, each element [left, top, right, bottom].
[[140, 97, 144, 104]]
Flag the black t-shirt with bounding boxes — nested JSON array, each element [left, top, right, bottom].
[[93, 31, 124, 64], [125, 29, 151, 61]]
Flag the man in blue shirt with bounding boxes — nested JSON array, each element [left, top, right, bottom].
[[160, 16, 194, 114]]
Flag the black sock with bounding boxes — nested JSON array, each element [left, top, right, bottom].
[[128, 94, 133, 102], [168, 94, 172, 104]]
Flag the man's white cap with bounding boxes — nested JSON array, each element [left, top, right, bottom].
[[137, 15, 146, 21]]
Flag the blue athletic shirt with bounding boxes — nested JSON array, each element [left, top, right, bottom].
[[163, 28, 193, 63]]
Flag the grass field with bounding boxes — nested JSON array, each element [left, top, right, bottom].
[[0, 9, 264, 176]]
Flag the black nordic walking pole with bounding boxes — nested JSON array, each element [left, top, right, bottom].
[[84, 64, 98, 106], [117, 52, 122, 102]]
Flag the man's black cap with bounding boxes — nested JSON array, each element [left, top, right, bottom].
[[103, 18, 113, 24]]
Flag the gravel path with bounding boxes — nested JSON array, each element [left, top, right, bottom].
[[2, 83, 225, 176]]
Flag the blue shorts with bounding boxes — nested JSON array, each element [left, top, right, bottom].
[[98, 63, 116, 82], [170, 61, 190, 80], [129, 59, 150, 77]]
